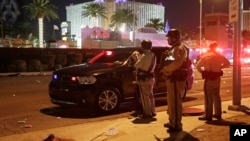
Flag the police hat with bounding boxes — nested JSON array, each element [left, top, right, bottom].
[[166, 29, 181, 39], [141, 39, 152, 50], [209, 42, 218, 49]]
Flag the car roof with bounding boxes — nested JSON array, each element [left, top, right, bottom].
[[99, 46, 171, 58], [104, 46, 171, 63], [100, 46, 170, 51]]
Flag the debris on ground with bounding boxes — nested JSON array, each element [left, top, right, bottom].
[[105, 127, 119, 136], [196, 128, 205, 132], [43, 134, 76, 141]]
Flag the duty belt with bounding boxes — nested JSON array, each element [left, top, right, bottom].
[[201, 70, 223, 80], [137, 70, 154, 81]]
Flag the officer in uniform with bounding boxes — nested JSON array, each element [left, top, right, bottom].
[[160, 29, 188, 132], [130, 50, 143, 116], [196, 42, 230, 121], [134, 39, 157, 118]]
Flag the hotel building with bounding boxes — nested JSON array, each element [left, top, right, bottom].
[[65, 0, 165, 42]]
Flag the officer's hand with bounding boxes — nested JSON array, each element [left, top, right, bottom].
[[114, 61, 123, 65], [127, 59, 135, 68], [131, 51, 140, 61], [160, 68, 171, 76]]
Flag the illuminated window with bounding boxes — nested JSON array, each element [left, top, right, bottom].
[[94, 0, 104, 3], [115, 0, 127, 3]]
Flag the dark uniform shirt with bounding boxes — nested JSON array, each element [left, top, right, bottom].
[[196, 51, 230, 73]]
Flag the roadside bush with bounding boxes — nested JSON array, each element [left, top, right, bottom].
[[41, 64, 49, 71], [54, 64, 63, 70], [82, 53, 89, 62], [67, 53, 83, 66], [40, 54, 55, 70], [55, 54, 67, 67], [28, 59, 42, 72], [85, 52, 96, 61], [7, 59, 27, 72], [7, 64, 16, 72]]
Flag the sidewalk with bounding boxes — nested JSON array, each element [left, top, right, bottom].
[[0, 97, 249, 141]]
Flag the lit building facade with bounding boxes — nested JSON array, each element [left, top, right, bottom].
[[203, 10, 250, 48], [203, 13, 229, 48], [66, 0, 165, 42]]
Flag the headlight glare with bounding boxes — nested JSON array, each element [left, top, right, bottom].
[[77, 76, 97, 84]]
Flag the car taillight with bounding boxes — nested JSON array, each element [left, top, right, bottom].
[[71, 76, 77, 81]]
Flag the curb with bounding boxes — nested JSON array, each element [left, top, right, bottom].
[[0, 72, 52, 77]]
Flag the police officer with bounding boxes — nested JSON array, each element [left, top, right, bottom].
[[160, 29, 187, 132], [196, 42, 230, 121], [130, 50, 143, 116], [134, 39, 157, 118]]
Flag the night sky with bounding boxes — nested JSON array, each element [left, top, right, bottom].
[[50, 0, 250, 32], [2, 0, 249, 40]]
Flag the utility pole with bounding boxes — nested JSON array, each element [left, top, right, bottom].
[[228, 0, 243, 111], [199, 0, 202, 55]]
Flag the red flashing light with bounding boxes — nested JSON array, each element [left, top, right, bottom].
[[71, 76, 77, 81], [105, 51, 113, 56], [244, 48, 250, 53]]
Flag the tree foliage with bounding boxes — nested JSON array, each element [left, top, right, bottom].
[[110, 9, 136, 30], [82, 3, 107, 19], [23, 0, 59, 47], [145, 18, 164, 32], [23, 0, 59, 21]]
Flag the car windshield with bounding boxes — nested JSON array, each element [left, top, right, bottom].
[[88, 50, 133, 64]]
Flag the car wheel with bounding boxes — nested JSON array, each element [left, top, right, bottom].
[[96, 86, 121, 114]]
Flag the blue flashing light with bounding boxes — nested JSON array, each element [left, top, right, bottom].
[[53, 74, 58, 80]]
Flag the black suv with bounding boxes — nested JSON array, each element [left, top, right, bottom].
[[49, 47, 194, 114]]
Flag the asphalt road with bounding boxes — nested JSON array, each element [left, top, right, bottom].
[[0, 67, 250, 137]]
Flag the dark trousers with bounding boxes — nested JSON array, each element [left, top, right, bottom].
[[134, 83, 142, 112]]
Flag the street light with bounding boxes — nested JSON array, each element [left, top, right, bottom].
[[133, 0, 136, 47]]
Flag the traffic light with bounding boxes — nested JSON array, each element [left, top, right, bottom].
[[226, 23, 234, 38]]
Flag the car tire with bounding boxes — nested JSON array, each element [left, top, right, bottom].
[[95, 86, 121, 114]]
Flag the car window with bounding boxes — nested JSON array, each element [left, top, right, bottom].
[[88, 50, 132, 64]]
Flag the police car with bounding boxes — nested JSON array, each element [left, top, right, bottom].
[[48, 47, 194, 114]]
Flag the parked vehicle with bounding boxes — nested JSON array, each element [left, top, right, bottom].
[[49, 47, 194, 114]]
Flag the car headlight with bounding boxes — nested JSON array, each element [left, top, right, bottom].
[[77, 76, 97, 84]]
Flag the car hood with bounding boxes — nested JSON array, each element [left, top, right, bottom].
[[53, 63, 123, 76]]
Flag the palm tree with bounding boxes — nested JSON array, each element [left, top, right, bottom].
[[110, 9, 136, 31], [23, 0, 59, 48], [82, 2, 107, 27], [16, 22, 33, 39], [145, 18, 164, 32]]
